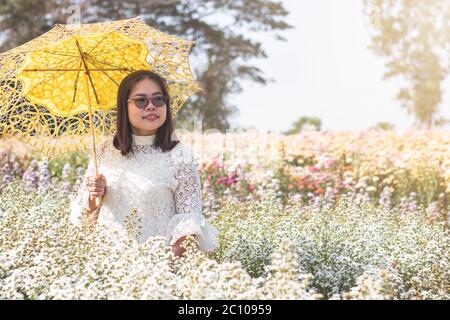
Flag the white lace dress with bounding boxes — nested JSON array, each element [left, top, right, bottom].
[[69, 133, 219, 253]]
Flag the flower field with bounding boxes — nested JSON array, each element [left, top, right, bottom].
[[0, 129, 449, 299]]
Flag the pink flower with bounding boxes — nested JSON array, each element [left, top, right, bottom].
[[212, 159, 223, 169], [216, 177, 227, 185], [230, 172, 238, 178]]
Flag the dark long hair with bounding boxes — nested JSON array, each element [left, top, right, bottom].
[[113, 70, 180, 156]]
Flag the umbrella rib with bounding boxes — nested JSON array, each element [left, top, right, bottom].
[[86, 56, 135, 72], [43, 50, 79, 58], [72, 60, 83, 103], [86, 57, 120, 86], [90, 43, 141, 56], [50, 59, 112, 156], [22, 55, 80, 73], [75, 39, 100, 105], [24, 57, 81, 92], [86, 32, 114, 55]]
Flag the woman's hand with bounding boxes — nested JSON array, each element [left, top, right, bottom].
[[171, 235, 200, 257], [86, 174, 106, 212], [171, 236, 188, 257], [86, 173, 107, 199]]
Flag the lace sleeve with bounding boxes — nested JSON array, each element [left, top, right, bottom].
[[68, 139, 108, 227], [167, 144, 219, 252]]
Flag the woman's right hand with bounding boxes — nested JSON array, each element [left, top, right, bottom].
[[86, 173, 107, 199]]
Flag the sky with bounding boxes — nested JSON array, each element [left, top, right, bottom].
[[1, 1, 448, 133], [224, 0, 450, 132]]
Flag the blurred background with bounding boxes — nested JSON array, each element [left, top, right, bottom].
[[1, 0, 449, 133], [1, 1, 449, 300]]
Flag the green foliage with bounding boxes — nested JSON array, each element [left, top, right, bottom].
[[0, 0, 293, 131], [284, 116, 322, 135], [213, 192, 450, 299], [364, 0, 450, 128], [371, 122, 395, 131], [0, 182, 322, 300], [0, 155, 448, 299], [47, 151, 88, 183]]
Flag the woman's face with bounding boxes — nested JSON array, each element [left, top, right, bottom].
[[127, 78, 167, 135]]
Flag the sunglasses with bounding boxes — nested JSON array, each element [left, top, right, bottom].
[[127, 95, 167, 109]]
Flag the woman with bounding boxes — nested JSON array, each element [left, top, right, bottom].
[[69, 70, 218, 257]]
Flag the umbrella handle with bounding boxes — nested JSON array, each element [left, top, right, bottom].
[[93, 172, 103, 208], [83, 66, 103, 211], [95, 196, 103, 207]]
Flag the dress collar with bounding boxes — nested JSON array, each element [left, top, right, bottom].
[[131, 133, 156, 146]]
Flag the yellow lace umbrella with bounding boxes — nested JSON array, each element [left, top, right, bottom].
[[0, 16, 201, 205]]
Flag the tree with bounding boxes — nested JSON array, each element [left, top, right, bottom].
[[363, 0, 450, 129], [371, 121, 395, 131], [284, 116, 322, 135], [0, 0, 293, 132]]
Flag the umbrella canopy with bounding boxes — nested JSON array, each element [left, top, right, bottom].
[[0, 16, 202, 157]]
